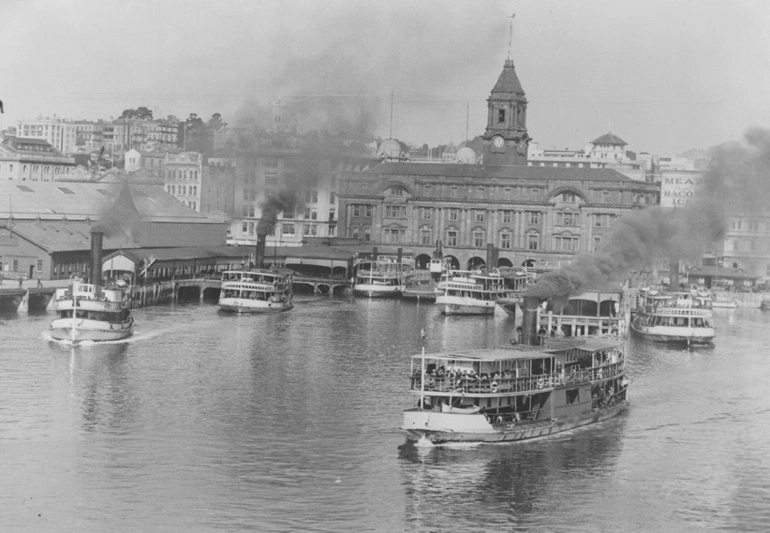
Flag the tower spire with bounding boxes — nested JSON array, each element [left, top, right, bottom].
[[507, 12, 516, 60]]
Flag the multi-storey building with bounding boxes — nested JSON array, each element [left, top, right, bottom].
[[0, 137, 76, 181], [164, 152, 204, 211], [210, 139, 376, 247], [338, 58, 659, 269], [17, 116, 80, 154]]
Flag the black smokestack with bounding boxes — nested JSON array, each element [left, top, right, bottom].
[[372, 247, 378, 261], [486, 243, 497, 269], [254, 234, 267, 269], [397, 247, 402, 263], [90, 231, 103, 285], [522, 296, 540, 346]]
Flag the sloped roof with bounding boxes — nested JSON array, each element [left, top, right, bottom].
[[0, 181, 221, 224], [364, 162, 649, 184], [2, 221, 138, 253], [688, 266, 756, 279], [591, 132, 627, 146], [491, 59, 525, 96]]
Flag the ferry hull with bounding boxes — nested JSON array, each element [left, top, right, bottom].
[[402, 402, 628, 445], [49, 318, 134, 343], [218, 299, 293, 313], [436, 297, 496, 315], [352, 285, 402, 298], [630, 323, 714, 344]]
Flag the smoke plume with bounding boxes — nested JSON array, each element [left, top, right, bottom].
[[256, 190, 298, 236], [93, 183, 143, 240], [526, 126, 770, 300]]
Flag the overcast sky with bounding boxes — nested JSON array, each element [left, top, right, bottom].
[[2, 0, 769, 155]]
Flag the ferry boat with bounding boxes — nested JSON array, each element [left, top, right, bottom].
[[218, 269, 293, 313], [710, 293, 738, 309], [49, 279, 134, 343], [630, 288, 715, 344], [352, 258, 414, 298], [435, 269, 520, 315], [402, 295, 629, 445]]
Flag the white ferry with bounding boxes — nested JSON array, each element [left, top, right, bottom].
[[218, 269, 293, 313], [630, 288, 715, 344], [435, 269, 520, 315], [49, 279, 134, 343], [402, 295, 628, 444], [352, 258, 414, 298]]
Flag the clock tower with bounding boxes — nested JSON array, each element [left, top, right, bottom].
[[483, 58, 530, 166]]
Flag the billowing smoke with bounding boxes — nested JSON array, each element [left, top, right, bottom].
[[93, 183, 143, 240], [526, 126, 770, 301], [256, 189, 298, 236]]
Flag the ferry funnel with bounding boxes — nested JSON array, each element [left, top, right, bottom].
[[90, 231, 104, 285], [255, 234, 267, 269], [521, 295, 540, 346]]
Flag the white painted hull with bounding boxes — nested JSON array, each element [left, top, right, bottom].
[[630, 322, 715, 344], [218, 298, 293, 313], [49, 317, 134, 343], [402, 402, 628, 444], [353, 284, 403, 298], [436, 295, 496, 315]]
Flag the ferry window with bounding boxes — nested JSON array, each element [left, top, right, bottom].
[[566, 389, 579, 405]]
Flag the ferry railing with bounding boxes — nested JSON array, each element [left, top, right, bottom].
[[410, 362, 624, 394]]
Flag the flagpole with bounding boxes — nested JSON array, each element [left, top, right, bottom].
[[420, 328, 426, 410]]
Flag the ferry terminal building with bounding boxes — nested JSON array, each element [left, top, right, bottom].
[[337, 58, 660, 269]]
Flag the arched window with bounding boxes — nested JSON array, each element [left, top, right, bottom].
[[446, 227, 459, 247], [473, 228, 485, 248], [527, 231, 539, 251], [420, 225, 432, 245], [500, 230, 512, 250]]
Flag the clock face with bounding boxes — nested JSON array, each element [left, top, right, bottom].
[[493, 135, 504, 148]]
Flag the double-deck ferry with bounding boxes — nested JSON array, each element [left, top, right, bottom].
[[630, 288, 715, 344], [352, 258, 414, 298], [402, 295, 629, 444], [49, 279, 134, 343], [435, 269, 521, 315], [218, 269, 293, 313]]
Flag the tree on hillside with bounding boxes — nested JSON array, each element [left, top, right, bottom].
[[120, 106, 154, 120]]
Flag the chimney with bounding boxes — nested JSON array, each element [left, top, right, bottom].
[[397, 247, 403, 263], [669, 260, 680, 291], [372, 246, 378, 261], [90, 231, 104, 285], [486, 243, 497, 269], [521, 295, 540, 346], [254, 234, 267, 269]]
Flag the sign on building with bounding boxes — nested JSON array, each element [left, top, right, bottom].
[[660, 171, 704, 208]]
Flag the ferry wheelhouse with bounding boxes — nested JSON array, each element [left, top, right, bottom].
[[435, 269, 521, 315], [402, 296, 628, 444], [352, 258, 414, 298], [218, 269, 293, 313], [49, 280, 134, 343], [630, 288, 715, 344]]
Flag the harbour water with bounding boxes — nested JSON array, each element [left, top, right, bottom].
[[1, 297, 769, 532]]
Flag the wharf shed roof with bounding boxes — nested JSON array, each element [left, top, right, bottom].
[[363, 162, 651, 185], [2, 221, 138, 253], [0, 181, 221, 224]]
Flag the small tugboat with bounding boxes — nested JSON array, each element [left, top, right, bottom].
[[402, 295, 629, 444], [630, 287, 715, 344], [435, 268, 522, 315], [352, 256, 414, 298], [49, 232, 134, 343], [218, 269, 293, 313]]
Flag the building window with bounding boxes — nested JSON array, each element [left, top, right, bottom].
[[451, 185, 458, 198], [420, 226, 432, 245], [474, 210, 485, 223], [330, 191, 336, 203], [385, 205, 405, 218], [594, 237, 602, 251], [447, 229, 458, 247], [601, 191, 610, 204], [527, 232, 539, 250], [281, 224, 295, 236], [556, 212, 580, 226], [306, 190, 318, 203], [473, 230, 485, 248], [419, 207, 432, 220], [447, 208, 459, 222], [389, 186, 404, 196], [36, 259, 43, 273], [352, 226, 360, 239], [365, 205, 373, 218], [555, 235, 579, 252], [504, 186, 512, 200], [498, 108, 506, 124], [500, 232, 512, 249], [353, 205, 361, 217], [363, 226, 371, 241], [424, 184, 432, 196], [502, 210, 512, 224], [328, 225, 336, 237], [384, 228, 404, 243], [242, 221, 248, 234], [528, 212, 540, 225], [530, 188, 539, 199], [730, 219, 743, 230], [594, 214, 613, 228]]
